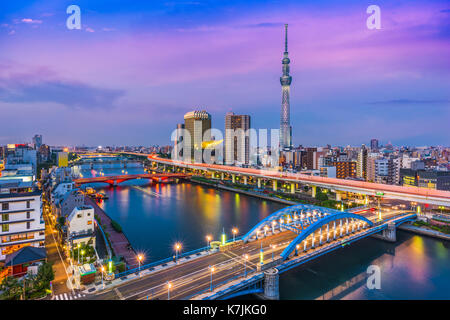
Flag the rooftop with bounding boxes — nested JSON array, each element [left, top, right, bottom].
[[5, 246, 46, 267]]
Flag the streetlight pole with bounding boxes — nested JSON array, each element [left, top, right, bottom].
[[167, 281, 172, 300], [174, 243, 181, 263], [243, 254, 248, 277], [137, 254, 143, 277], [101, 266, 105, 289], [209, 265, 215, 292], [232, 228, 238, 242], [206, 235, 212, 252]]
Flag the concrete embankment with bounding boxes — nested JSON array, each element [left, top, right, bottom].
[[398, 224, 450, 241]]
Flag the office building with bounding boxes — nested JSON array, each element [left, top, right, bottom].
[[225, 112, 251, 165], [184, 110, 212, 163]]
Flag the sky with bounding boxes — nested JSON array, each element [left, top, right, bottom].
[[0, 0, 449, 147]]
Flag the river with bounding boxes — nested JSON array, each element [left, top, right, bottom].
[[73, 165, 450, 299]]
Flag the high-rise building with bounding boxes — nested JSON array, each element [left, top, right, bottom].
[[331, 161, 357, 179], [32, 134, 43, 150], [225, 112, 251, 165], [57, 152, 68, 167], [370, 139, 379, 151], [183, 110, 212, 163], [280, 24, 293, 151], [366, 153, 378, 182], [305, 147, 317, 170], [357, 144, 368, 180]]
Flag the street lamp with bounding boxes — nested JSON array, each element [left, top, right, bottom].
[[80, 249, 85, 265], [167, 281, 172, 300], [232, 228, 238, 242], [100, 266, 105, 289], [209, 265, 215, 291], [137, 254, 144, 277], [174, 242, 181, 263], [77, 243, 81, 265], [206, 235, 212, 250], [264, 225, 269, 237], [243, 254, 249, 277]]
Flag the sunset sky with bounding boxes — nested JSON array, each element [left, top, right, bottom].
[[1, 0, 449, 147]]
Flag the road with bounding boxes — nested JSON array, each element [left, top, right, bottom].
[[42, 200, 74, 296], [87, 209, 407, 300]]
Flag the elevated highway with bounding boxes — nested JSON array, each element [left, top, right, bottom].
[[128, 153, 450, 206]]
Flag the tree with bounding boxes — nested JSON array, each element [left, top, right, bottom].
[[315, 190, 328, 202], [0, 276, 22, 300], [33, 262, 54, 292], [57, 216, 66, 226]]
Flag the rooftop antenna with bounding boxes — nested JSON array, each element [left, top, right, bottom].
[[284, 24, 288, 53]]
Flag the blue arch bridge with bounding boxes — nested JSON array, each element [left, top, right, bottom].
[[92, 204, 417, 300]]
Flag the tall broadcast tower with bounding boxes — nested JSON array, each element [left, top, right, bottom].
[[280, 24, 293, 150]]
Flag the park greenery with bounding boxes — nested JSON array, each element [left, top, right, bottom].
[[111, 220, 123, 233], [70, 243, 96, 264], [413, 220, 450, 234], [0, 262, 54, 300]]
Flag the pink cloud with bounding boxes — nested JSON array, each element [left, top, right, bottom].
[[21, 18, 42, 24]]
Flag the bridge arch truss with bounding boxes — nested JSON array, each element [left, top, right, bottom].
[[243, 204, 350, 243], [280, 212, 374, 260]]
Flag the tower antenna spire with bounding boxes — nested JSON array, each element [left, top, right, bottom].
[[284, 24, 288, 52]]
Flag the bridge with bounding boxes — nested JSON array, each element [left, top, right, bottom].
[[73, 173, 190, 187], [136, 154, 450, 207], [87, 204, 416, 300]]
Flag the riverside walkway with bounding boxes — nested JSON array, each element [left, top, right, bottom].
[[85, 197, 137, 268]]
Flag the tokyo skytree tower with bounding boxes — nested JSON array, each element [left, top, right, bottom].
[[280, 24, 293, 150]]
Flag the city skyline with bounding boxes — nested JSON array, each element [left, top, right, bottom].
[[1, 0, 449, 147]]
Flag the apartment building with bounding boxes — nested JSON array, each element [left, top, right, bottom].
[[0, 180, 44, 262]]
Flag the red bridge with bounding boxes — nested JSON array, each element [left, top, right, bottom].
[[73, 173, 190, 186]]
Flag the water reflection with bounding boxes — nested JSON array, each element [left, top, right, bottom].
[[280, 232, 450, 300], [75, 166, 285, 261]]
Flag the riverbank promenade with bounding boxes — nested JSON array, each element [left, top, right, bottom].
[[85, 197, 137, 267]]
